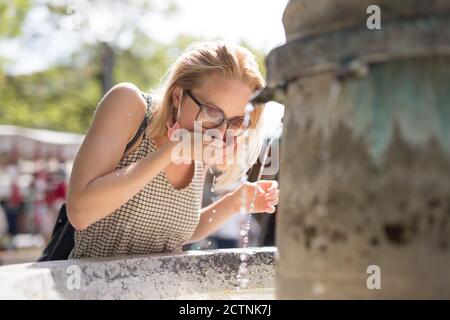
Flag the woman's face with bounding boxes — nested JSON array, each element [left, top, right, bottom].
[[172, 73, 253, 141]]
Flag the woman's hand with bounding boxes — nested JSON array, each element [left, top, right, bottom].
[[168, 122, 234, 166], [229, 180, 279, 214]]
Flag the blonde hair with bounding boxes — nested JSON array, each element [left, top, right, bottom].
[[146, 41, 266, 191]]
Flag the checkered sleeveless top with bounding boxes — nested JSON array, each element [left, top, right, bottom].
[[70, 92, 204, 259]]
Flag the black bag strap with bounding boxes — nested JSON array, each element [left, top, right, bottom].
[[125, 92, 153, 153], [37, 203, 74, 262]]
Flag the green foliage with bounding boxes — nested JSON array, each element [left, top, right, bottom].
[[0, 61, 101, 133], [114, 32, 174, 92], [0, 2, 267, 135], [0, 0, 31, 38]]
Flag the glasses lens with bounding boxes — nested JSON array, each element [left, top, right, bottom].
[[197, 106, 224, 129]]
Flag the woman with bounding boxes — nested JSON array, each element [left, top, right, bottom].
[[66, 41, 279, 259]]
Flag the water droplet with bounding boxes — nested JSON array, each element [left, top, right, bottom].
[[212, 209, 216, 213], [116, 173, 120, 176], [240, 230, 247, 237], [245, 223, 251, 230], [239, 265, 248, 274], [208, 217, 213, 223], [243, 236, 248, 243], [239, 278, 249, 289], [210, 174, 217, 193], [240, 253, 248, 262], [207, 241, 211, 246]]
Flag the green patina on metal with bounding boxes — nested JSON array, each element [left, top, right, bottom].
[[340, 57, 450, 164]]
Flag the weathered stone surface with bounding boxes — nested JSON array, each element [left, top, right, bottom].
[[282, 0, 450, 38], [272, 0, 450, 299], [275, 56, 450, 299], [0, 247, 276, 299]]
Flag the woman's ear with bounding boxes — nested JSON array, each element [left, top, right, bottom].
[[167, 87, 180, 126], [166, 116, 175, 129], [171, 87, 183, 109]]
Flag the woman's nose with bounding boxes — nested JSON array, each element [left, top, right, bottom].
[[201, 124, 226, 141]]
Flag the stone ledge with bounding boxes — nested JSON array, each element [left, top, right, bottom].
[[0, 247, 277, 300]]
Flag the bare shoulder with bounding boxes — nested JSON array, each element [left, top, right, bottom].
[[96, 82, 147, 116], [68, 82, 148, 196], [92, 82, 147, 137], [106, 82, 144, 99]]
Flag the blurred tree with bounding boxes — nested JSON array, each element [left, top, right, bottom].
[[0, 56, 101, 133], [114, 31, 173, 91], [0, 0, 32, 74], [0, 1, 267, 135], [0, 37, 181, 133], [0, 0, 31, 38], [46, 0, 179, 94], [0, 0, 181, 133], [0, 35, 267, 134]]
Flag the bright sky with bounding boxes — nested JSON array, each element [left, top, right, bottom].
[[0, 0, 289, 75], [148, 0, 289, 53], [0, 0, 287, 131]]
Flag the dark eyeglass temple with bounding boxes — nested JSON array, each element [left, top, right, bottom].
[[186, 89, 252, 134]]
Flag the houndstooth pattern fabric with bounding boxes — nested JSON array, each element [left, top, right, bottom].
[[70, 92, 204, 259]]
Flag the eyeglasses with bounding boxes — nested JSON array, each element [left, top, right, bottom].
[[185, 89, 251, 137]]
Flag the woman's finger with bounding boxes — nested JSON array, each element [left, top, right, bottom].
[[268, 180, 279, 191], [265, 190, 279, 199], [264, 195, 278, 203], [256, 180, 273, 192], [265, 189, 279, 196], [266, 205, 276, 214], [248, 182, 264, 195]]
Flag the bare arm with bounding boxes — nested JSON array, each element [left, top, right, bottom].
[[185, 192, 239, 244], [185, 175, 279, 244], [66, 82, 176, 230]]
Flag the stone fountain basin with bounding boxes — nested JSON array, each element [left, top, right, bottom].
[[0, 247, 276, 299]]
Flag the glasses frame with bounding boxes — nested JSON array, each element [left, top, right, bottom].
[[184, 89, 251, 136]]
